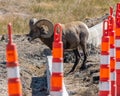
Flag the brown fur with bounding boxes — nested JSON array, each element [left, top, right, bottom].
[[28, 19, 89, 73]]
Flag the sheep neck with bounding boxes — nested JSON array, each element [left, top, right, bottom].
[[40, 34, 54, 49]]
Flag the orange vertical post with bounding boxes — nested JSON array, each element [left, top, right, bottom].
[[6, 23, 22, 96], [108, 7, 116, 96], [99, 20, 111, 96], [50, 23, 63, 96], [116, 2, 120, 96]]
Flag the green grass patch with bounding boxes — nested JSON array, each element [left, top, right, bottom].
[[0, 0, 120, 34]]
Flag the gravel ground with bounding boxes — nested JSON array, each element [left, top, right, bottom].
[[0, 34, 100, 96]]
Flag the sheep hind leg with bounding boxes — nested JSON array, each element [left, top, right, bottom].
[[68, 49, 80, 73], [80, 43, 87, 70]]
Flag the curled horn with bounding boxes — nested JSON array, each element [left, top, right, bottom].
[[35, 19, 54, 38]]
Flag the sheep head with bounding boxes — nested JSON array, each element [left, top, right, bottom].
[[28, 18, 54, 42]]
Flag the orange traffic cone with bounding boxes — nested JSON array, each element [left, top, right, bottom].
[[50, 23, 63, 96], [116, 3, 120, 96], [6, 23, 22, 96], [99, 20, 111, 96], [108, 7, 116, 96]]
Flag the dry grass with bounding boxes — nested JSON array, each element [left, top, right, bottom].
[[0, 0, 119, 34]]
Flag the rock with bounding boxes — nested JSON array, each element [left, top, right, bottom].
[[92, 73, 99, 84]]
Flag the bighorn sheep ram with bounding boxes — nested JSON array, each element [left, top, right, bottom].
[[28, 18, 89, 73]]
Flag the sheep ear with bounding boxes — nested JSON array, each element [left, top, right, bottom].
[[29, 18, 38, 29]]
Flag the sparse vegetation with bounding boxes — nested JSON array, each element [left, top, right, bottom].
[[0, 0, 119, 34]]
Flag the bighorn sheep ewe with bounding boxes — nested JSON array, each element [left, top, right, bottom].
[[28, 18, 89, 73]]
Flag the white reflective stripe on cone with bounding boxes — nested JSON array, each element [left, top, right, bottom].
[[110, 48, 115, 57], [116, 39, 120, 48], [52, 62, 63, 73], [7, 66, 20, 78], [116, 62, 120, 69], [100, 55, 110, 65], [111, 72, 116, 81], [99, 82, 110, 91]]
